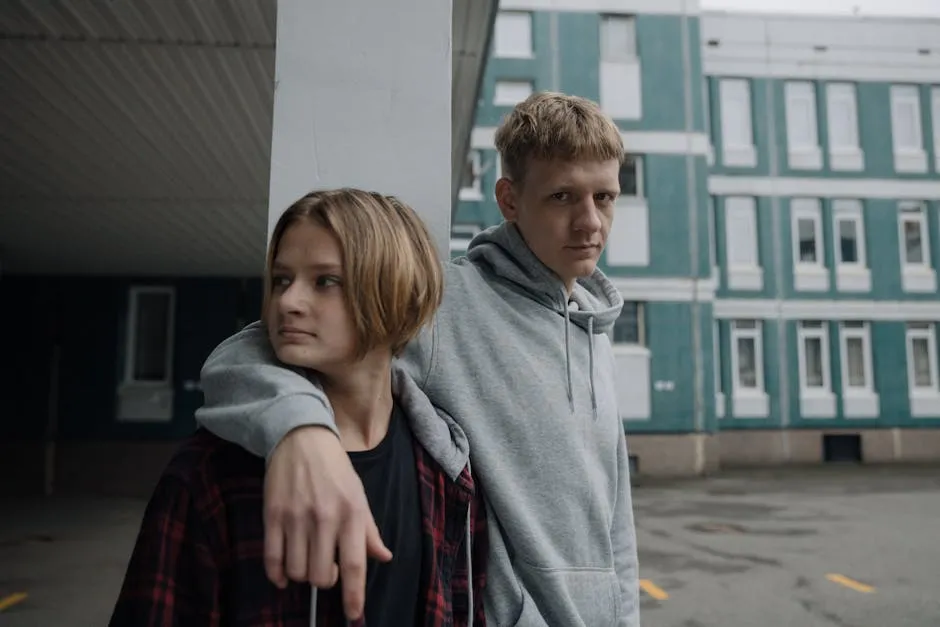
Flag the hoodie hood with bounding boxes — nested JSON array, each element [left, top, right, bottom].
[[465, 222, 623, 417]]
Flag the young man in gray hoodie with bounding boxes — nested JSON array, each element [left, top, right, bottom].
[[196, 91, 640, 626]]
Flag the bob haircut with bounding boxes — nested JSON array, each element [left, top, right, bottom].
[[263, 188, 443, 359], [495, 91, 625, 186]]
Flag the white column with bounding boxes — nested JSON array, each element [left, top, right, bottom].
[[268, 0, 452, 254]]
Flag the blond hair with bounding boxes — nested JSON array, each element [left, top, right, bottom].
[[263, 189, 443, 358], [494, 91, 625, 184]]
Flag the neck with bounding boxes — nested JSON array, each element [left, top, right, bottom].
[[319, 352, 394, 452]]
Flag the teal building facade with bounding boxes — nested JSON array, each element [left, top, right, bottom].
[[455, 1, 940, 473]]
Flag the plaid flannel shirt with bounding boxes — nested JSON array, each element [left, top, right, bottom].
[[110, 429, 487, 627]]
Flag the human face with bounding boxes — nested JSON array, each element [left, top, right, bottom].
[[267, 221, 358, 375], [495, 157, 620, 293]]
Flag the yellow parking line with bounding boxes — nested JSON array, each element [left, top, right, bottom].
[[826, 573, 875, 594], [639, 579, 669, 601], [0, 592, 28, 612]]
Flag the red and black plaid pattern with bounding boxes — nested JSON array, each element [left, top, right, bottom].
[[109, 429, 487, 627]]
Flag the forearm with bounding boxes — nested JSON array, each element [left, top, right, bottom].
[[196, 321, 338, 460], [612, 432, 640, 626]]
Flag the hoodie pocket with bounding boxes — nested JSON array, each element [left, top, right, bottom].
[[513, 559, 622, 626]]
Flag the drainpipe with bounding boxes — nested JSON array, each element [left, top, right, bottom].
[[680, 3, 706, 472], [763, 23, 791, 461]]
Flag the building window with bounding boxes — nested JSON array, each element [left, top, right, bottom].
[[714, 321, 725, 418], [907, 322, 940, 417], [719, 78, 757, 167], [797, 321, 830, 391], [493, 11, 532, 58], [825, 83, 864, 171], [791, 198, 828, 292], [708, 195, 718, 280], [493, 80, 533, 106], [832, 199, 870, 292], [450, 223, 481, 255], [125, 287, 175, 385], [613, 301, 645, 345], [840, 322, 873, 391], [932, 87, 940, 172], [618, 155, 643, 198], [599, 15, 641, 120], [730, 320, 762, 391], [890, 85, 928, 172], [784, 81, 822, 170], [897, 201, 937, 292], [724, 196, 762, 290], [703, 77, 714, 163], [607, 156, 648, 266], [459, 150, 483, 201]]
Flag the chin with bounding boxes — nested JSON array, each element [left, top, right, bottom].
[[272, 343, 319, 369], [571, 258, 599, 277]]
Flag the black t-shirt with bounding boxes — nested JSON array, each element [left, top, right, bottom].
[[344, 403, 422, 626]]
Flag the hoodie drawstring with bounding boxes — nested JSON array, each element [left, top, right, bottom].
[[566, 302, 598, 420], [587, 316, 597, 420], [563, 304, 574, 411]]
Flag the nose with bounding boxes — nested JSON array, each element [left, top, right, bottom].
[[573, 198, 603, 233], [277, 280, 312, 316]]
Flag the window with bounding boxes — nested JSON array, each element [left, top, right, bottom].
[[785, 81, 822, 169], [703, 77, 714, 162], [832, 199, 870, 292], [450, 223, 481, 255], [493, 81, 532, 106], [618, 155, 643, 197], [899, 202, 930, 266], [125, 287, 175, 385], [613, 302, 645, 345], [708, 195, 718, 279], [890, 85, 927, 172], [714, 321, 725, 418], [898, 201, 937, 292], [840, 322, 872, 391], [724, 197, 762, 290], [599, 15, 641, 120], [459, 150, 482, 200], [791, 199, 822, 266], [600, 15, 636, 62], [731, 320, 763, 391], [797, 321, 830, 391], [493, 11, 532, 58], [719, 79, 757, 167], [907, 322, 938, 391], [932, 87, 940, 171], [825, 83, 863, 171]]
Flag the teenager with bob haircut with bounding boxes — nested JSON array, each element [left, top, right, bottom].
[[196, 92, 640, 626], [110, 189, 488, 627]]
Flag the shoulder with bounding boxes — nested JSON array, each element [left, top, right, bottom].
[[162, 429, 265, 507]]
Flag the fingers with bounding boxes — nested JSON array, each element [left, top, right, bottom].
[[308, 512, 340, 588], [338, 516, 368, 620], [365, 516, 393, 563], [284, 510, 311, 583], [263, 516, 288, 589]]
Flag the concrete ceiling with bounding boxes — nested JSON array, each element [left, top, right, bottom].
[[0, 0, 496, 276]]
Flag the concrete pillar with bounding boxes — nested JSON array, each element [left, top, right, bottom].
[[268, 0, 453, 254]]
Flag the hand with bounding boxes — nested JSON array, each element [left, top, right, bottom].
[[263, 425, 393, 619]]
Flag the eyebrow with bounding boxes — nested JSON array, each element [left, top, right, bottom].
[[272, 260, 343, 273]]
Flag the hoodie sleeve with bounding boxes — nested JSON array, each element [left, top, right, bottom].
[[195, 320, 437, 461], [195, 321, 337, 461], [611, 429, 641, 627]]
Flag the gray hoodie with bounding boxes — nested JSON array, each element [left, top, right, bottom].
[[197, 222, 640, 626]]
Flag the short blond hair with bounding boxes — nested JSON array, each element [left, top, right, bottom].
[[495, 91, 625, 184], [263, 189, 443, 358]]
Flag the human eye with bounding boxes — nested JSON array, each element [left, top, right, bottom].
[[315, 275, 343, 288], [550, 191, 571, 202], [271, 274, 291, 290]]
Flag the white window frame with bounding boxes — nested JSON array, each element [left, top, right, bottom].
[[123, 286, 175, 386], [493, 11, 533, 59], [825, 82, 864, 171], [839, 321, 879, 418], [730, 320, 769, 418], [719, 78, 757, 167], [607, 157, 649, 266], [831, 199, 870, 293], [704, 77, 714, 165], [714, 321, 725, 418], [724, 196, 763, 291], [619, 155, 644, 198], [890, 84, 928, 173], [599, 15, 642, 120], [898, 201, 937, 293], [796, 321, 836, 418], [906, 322, 940, 417], [450, 223, 482, 255], [932, 87, 940, 172], [707, 195, 719, 284], [790, 198, 828, 292], [600, 14, 637, 62], [784, 81, 823, 170], [458, 150, 483, 201], [493, 80, 533, 107]]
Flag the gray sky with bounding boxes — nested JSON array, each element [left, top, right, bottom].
[[701, 0, 940, 17]]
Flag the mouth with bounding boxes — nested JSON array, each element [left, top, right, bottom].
[[278, 326, 315, 337]]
